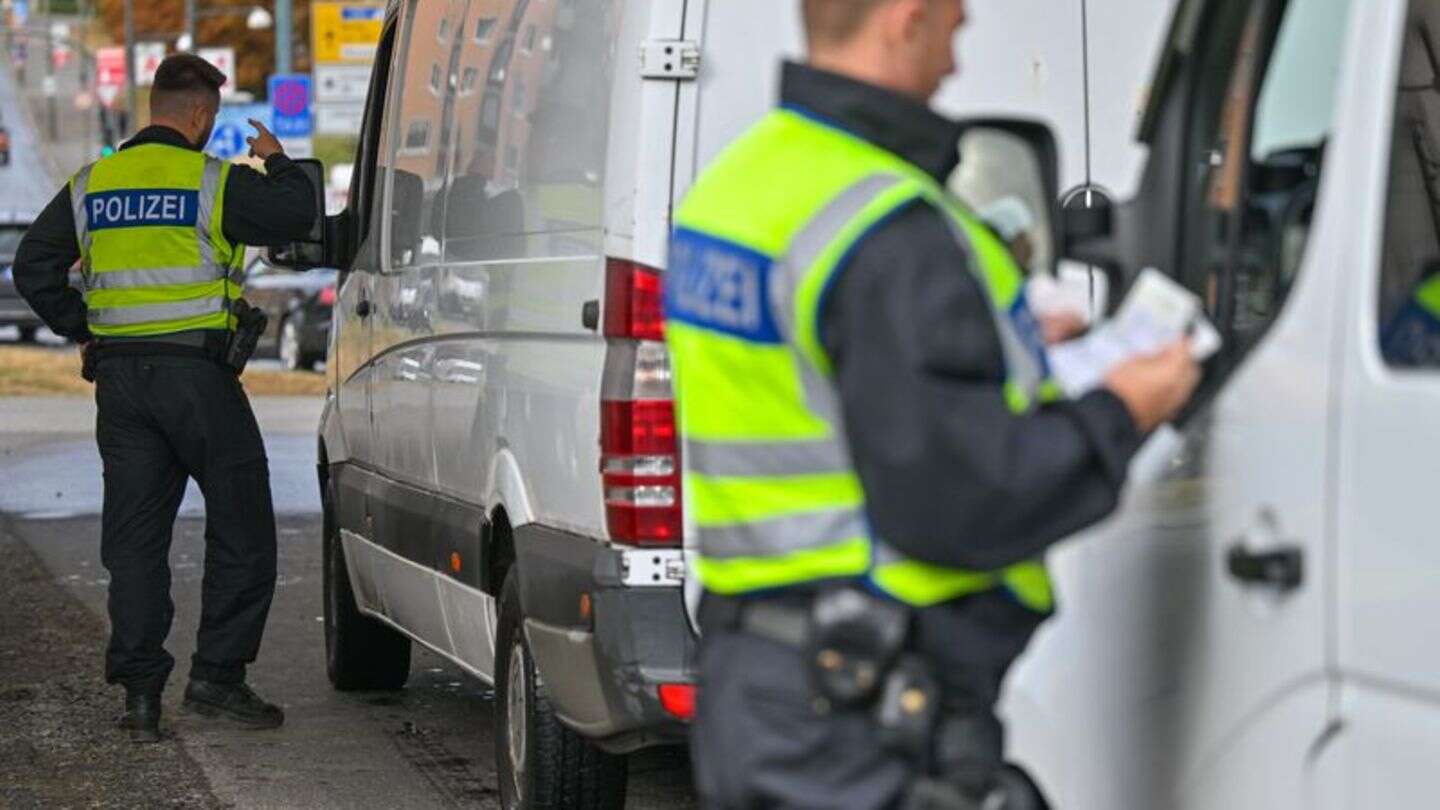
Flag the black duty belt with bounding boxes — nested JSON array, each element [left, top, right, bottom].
[[91, 341, 219, 364], [699, 593, 813, 648]]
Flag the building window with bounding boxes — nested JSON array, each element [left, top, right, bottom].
[[460, 67, 480, 94], [405, 120, 431, 151], [429, 63, 442, 94], [475, 17, 497, 42]]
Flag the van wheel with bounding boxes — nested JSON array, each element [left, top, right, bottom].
[[494, 571, 627, 810], [323, 484, 411, 690]]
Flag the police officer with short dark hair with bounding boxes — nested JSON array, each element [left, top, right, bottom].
[[13, 53, 317, 743], [668, 1, 1201, 807]]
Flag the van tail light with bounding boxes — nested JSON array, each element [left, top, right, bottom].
[[600, 258, 681, 547], [658, 683, 696, 721], [318, 285, 337, 306], [604, 258, 665, 341]]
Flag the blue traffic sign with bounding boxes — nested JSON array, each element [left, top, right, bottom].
[[269, 74, 313, 138], [205, 104, 271, 159], [207, 122, 248, 160]]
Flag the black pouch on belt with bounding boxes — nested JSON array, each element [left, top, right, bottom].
[[805, 587, 910, 709], [224, 298, 268, 374]]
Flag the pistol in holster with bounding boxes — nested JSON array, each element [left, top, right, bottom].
[[80, 341, 98, 383], [225, 298, 268, 374]]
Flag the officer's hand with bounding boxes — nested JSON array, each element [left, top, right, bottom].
[[1039, 311, 1087, 345], [246, 119, 284, 160], [1104, 340, 1201, 433]]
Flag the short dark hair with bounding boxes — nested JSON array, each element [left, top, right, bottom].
[[150, 53, 225, 117], [801, 0, 894, 46]]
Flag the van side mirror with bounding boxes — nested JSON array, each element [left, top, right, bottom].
[[266, 157, 328, 270], [949, 119, 1061, 277]]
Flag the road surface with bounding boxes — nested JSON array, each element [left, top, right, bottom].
[[0, 392, 696, 809], [0, 60, 61, 216]]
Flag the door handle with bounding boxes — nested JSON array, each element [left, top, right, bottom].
[[355, 299, 372, 318], [1226, 545, 1303, 591]]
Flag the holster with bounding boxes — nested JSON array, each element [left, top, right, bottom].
[[80, 342, 98, 383], [224, 298, 268, 374]]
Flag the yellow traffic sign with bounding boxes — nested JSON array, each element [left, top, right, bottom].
[[312, 2, 385, 65]]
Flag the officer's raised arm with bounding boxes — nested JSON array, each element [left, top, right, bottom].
[[218, 120, 318, 247]]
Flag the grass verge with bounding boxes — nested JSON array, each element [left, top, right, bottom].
[[0, 346, 327, 397]]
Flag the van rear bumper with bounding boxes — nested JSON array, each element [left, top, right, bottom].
[[514, 524, 695, 754]]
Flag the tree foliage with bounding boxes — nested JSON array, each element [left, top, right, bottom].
[[95, 0, 313, 96]]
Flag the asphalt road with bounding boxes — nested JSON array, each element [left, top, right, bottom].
[[0, 59, 62, 214], [0, 394, 696, 809]]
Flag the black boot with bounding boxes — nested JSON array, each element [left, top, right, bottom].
[[120, 692, 162, 744], [182, 680, 284, 729]]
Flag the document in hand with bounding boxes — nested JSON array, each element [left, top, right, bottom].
[[1046, 268, 1222, 398]]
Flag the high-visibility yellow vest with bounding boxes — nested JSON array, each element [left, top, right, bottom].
[[665, 107, 1059, 611], [70, 144, 244, 337]]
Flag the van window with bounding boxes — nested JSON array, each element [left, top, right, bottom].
[[1176, 0, 1352, 363], [1378, 4, 1440, 368], [348, 14, 401, 271], [441, 0, 616, 262], [384, 0, 469, 271]]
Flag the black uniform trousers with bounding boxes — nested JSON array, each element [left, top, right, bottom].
[[94, 354, 277, 696], [693, 590, 1044, 810]]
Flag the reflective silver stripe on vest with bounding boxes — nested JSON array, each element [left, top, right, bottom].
[[698, 506, 868, 560], [88, 265, 225, 290], [688, 437, 852, 477], [769, 172, 906, 343], [197, 159, 224, 272], [70, 164, 94, 285], [937, 212, 1045, 405], [88, 296, 227, 326], [770, 173, 914, 427]]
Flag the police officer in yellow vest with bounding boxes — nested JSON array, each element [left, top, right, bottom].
[[13, 54, 316, 742], [667, 2, 1201, 807]]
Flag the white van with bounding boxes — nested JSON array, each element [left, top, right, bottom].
[[280, 0, 1440, 806]]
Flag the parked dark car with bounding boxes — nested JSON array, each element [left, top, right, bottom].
[[0, 217, 42, 342], [243, 254, 336, 371]]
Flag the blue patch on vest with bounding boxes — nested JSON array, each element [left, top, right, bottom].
[[665, 227, 783, 344], [86, 189, 200, 232], [1009, 295, 1053, 375]]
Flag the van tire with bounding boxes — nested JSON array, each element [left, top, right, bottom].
[[323, 483, 411, 691], [494, 570, 628, 810]]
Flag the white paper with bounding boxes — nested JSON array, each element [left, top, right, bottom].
[[1046, 268, 1221, 399]]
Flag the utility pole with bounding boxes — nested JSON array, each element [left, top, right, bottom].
[[185, 0, 196, 51], [123, 0, 135, 133], [275, 0, 291, 75], [42, 0, 57, 140]]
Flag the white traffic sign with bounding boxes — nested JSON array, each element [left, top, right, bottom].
[[135, 42, 166, 87], [315, 101, 364, 135], [314, 63, 371, 103], [198, 46, 236, 98]]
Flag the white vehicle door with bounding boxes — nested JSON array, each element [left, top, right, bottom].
[[1005, 0, 1357, 807], [1331, 0, 1440, 804]]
